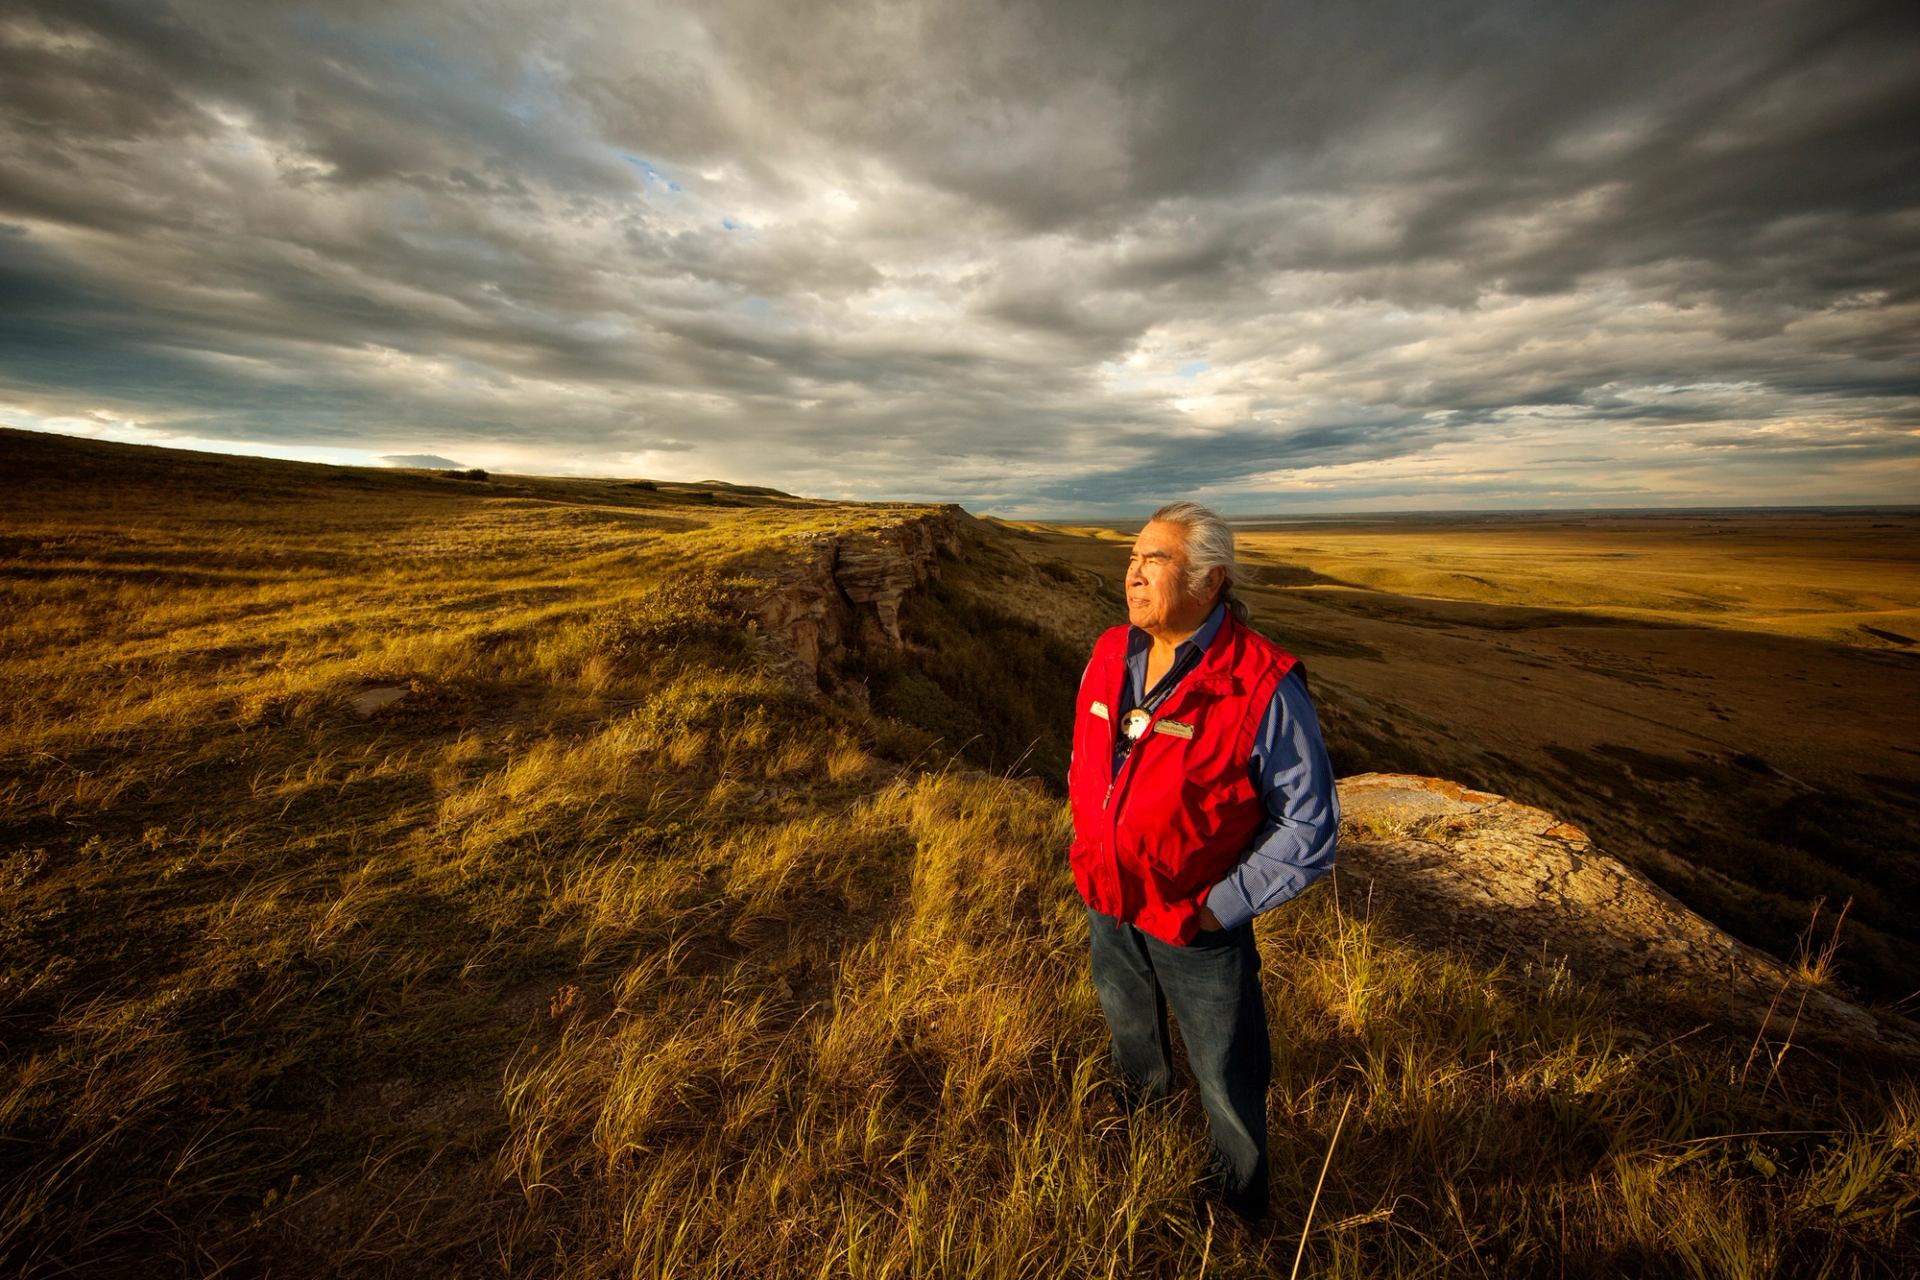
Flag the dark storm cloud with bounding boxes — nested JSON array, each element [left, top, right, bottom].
[[1, 0, 1916, 509], [1030, 414, 1468, 507]]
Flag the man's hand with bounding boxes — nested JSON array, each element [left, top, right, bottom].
[[1197, 904, 1223, 932]]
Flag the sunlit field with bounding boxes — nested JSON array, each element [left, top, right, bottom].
[[3, 432, 1916, 1277], [1233, 513, 1920, 651]]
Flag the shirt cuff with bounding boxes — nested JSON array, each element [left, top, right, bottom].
[[1204, 878, 1256, 931]]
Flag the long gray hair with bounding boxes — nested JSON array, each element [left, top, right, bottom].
[[1149, 501, 1250, 625]]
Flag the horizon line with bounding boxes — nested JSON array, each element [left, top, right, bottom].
[[7, 423, 1917, 524]]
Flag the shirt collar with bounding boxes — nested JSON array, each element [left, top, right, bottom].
[[1125, 598, 1229, 664]]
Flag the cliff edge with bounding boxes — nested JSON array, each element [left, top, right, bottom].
[[745, 506, 974, 697]]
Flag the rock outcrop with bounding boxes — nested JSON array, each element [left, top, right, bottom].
[[747, 507, 972, 697], [1337, 773, 1915, 1054]]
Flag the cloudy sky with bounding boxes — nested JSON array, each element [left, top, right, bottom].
[[3, 0, 1917, 514]]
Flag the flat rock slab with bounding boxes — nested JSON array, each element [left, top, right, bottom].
[[1336, 772, 1913, 1054], [347, 685, 410, 716]]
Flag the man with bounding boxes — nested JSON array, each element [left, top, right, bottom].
[[1067, 501, 1338, 1222]]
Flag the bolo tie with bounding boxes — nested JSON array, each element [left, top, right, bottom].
[[1116, 647, 1201, 766]]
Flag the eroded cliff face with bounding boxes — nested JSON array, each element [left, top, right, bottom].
[[746, 506, 973, 698], [1337, 773, 1914, 1055]]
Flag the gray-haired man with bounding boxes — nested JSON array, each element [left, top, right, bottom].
[[1066, 502, 1339, 1221]]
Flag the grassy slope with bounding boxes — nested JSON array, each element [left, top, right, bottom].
[[2, 432, 1916, 1277]]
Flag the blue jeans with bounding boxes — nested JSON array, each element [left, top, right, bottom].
[[1086, 907, 1271, 1219]]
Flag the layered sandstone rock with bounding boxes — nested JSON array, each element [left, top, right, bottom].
[[1335, 773, 1913, 1053], [832, 510, 969, 650], [748, 506, 972, 696]]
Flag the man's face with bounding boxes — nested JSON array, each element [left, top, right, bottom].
[[1126, 520, 1216, 637]]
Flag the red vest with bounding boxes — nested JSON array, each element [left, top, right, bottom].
[[1067, 614, 1297, 945]]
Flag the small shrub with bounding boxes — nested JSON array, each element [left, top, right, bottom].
[[1038, 558, 1079, 583], [585, 570, 756, 668]]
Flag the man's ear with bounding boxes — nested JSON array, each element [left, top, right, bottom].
[[1205, 566, 1226, 599]]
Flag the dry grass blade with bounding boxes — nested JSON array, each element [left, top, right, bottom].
[[1290, 1094, 1355, 1280]]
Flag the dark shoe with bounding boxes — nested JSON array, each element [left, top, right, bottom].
[[1198, 1164, 1269, 1224], [1220, 1178, 1269, 1224]]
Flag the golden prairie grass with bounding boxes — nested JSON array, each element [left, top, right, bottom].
[[2, 434, 1916, 1276], [484, 790, 1920, 1279]]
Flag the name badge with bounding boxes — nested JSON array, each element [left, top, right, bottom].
[[1153, 719, 1195, 739], [1090, 700, 1109, 721]]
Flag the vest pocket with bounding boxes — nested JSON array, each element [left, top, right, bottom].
[[1134, 772, 1260, 890]]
